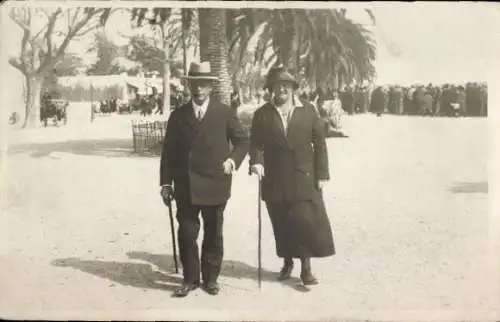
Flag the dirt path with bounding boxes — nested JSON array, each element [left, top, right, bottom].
[[1, 114, 497, 320]]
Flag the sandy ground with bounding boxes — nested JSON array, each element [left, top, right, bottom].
[[0, 109, 498, 321]]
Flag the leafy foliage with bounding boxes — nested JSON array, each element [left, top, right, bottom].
[[87, 31, 123, 75], [125, 35, 184, 77], [226, 8, 377, 90]]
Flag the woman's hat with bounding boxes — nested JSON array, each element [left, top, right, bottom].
[[184, 62, 219, 81], [264, 66, 299, 91]]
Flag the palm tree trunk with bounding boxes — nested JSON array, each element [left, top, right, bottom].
[[198, 8, 231, 106], [161, 22, 171, 119], [181, 9, 189, 96], [295, 29, 302, 78]]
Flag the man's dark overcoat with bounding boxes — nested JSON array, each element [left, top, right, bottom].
[[160, 100, 249, 206]]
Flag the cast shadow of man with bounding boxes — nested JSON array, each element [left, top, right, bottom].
[[52, 257, 183, 292], [52, 251, 309, 295], [126, 251, 309, 292]]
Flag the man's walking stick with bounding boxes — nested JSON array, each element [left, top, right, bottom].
[[167, 201, 179, 274], [257, 176, 262, 289]]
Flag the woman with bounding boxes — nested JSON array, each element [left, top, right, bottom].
[[249, 67, 335, 286]]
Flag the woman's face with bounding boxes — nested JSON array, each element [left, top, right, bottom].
[[272, 81, 294, 106]]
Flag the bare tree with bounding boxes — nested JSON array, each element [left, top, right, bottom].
[[8, 7, 112, 128]]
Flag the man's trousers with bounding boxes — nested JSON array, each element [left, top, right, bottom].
[[176, 201, 226, 285]]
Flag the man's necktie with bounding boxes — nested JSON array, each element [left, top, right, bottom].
[[281, 110, 290, 131], [197, 108, 203, 120]]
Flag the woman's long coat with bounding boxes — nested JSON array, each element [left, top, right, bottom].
[[249, 100, 335, 258]]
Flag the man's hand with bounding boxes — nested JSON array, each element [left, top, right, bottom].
[[222, 158, 235, 175], [160, 185, 174, 205], [317, 180, 328, 190], [250, 164, 265, 179]]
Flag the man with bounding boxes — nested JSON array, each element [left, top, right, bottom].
[[249, 67, 335, 286], [370, 86, 386, 117], [457, 85, 466, 117], [230, 90, 241, 110], [160, 62, 249, 297], [413, 85, 426, 115], [422, 89, 433, 116], [341, 86, 355, 115]]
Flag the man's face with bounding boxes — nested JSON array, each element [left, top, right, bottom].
[[272, 81, 294, 106], [188, 79, 213, 104]]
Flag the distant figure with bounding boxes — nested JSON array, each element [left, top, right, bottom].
[[9, 112, 19, 125], [156, 94, 164, 115], [230, 91, 241, 110], [422, 90, 433, 116], [370, 86, 386, 117], [457, 86, 466, 116], [340, 86, 354, 115], [320, 90, 348, 138]]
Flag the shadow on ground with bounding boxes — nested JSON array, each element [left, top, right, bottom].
[[7, 139, 159, 158], [449, 181, 488, 194], [52, 251, 309, 293], [52, 257, 182, 291]]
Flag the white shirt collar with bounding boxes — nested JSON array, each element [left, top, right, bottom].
[[192, 98, 210, 112]]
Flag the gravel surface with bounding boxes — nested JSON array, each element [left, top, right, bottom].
[[1, 112, 498, 321]]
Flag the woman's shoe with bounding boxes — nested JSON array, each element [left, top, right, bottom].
[[300, 271, 319, 286], [277, 258, 294, 281]]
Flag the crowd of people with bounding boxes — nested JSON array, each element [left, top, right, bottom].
[[299, 82, 487, 118]]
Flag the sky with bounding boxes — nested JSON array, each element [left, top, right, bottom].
[[347, 3, 500, 85], [2, 2, 500, 110]]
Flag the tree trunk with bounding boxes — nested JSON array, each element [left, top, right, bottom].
[[161, 22, 171, 119], [199, 8, 231, 106], [295, 27, 302, 79], [23, 76, 43, 128], [182, 12, 188, 96]]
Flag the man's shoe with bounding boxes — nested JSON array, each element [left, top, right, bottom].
[[300, 271, 319, 286], [173, 283, 199, 297], [277, 261, 294, 281], [203, 282, 220, 295]]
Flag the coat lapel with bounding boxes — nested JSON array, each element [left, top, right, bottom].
[[266, 105, 290, 149], [198, 100, 215, 130], [192, 99, 217, 144], [286, 104, 301, 137], [181, 101, 200, 131], [285, 104, 305, 145]]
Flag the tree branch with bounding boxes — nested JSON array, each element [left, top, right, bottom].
[[33, 25, 48, 40], [9, 10, 30, 32], [9, 57, 26, 74], [19, 25, 30, 68], [70, 7, 81, 26], [36, 9, 99, 74], [44, 8, 62, 61], [74, 21, 100, 37]]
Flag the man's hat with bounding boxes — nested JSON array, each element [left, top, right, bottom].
[[264, 66, 299, 91], [184, 62, 219, 81]]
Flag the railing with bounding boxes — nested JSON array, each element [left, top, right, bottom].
[[131, 120, 167, 155]]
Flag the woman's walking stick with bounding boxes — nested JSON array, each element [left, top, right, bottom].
[[257, 177, 262, 289], [167, 201, 179, 274]]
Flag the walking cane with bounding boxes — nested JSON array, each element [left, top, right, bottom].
[[257, 176, 262, 289], [167, 201, 179, 274]]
